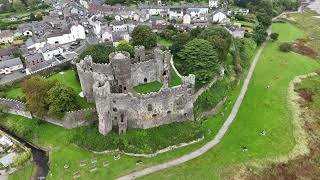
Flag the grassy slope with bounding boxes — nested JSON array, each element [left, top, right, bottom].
[[169, 65, 182, 87], [9, 162, 34, 180], [138, 23, 319, 179]]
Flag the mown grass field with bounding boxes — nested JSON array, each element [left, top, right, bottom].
[[137, 22, 319, 179]]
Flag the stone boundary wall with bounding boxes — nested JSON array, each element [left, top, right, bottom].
[[0, 98, 32, 118], [0, 98, 97, 128]]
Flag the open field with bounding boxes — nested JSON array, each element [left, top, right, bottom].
[[137, 22, 319, 179]]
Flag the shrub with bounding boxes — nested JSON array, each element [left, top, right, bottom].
[[13, 149, 32, 167], [270, 33, 279, 41], [279, 42, 293, 52]]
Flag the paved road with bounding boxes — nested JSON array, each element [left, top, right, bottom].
[[117, 28, 272, 180]]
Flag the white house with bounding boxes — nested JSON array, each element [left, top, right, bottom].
[[209, 0, 219, 8], [40, 46, 64, 61], [0, 57, 24, 75], [47, 24, 86, 45], [212, 10, 228, 23], [187, 7, 209, 17], [183, 14, 191, 24], [169, 8, 184, 20]]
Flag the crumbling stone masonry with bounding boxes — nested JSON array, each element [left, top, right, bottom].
[[76, 46, 195, 135]]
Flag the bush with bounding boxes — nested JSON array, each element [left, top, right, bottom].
[[270, 33, 279, 41], [279, 42, 293, 52], [13, 149, 32, 167], [71, 122, 204, 153]]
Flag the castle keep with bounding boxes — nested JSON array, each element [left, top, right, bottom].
[[76, 46, 195, 135]]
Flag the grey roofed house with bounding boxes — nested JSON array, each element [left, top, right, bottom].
[[0, 48, 18, 60], [224, 24, 245, 38], [25, 53, 44, 65], [0, 57, 23, 69], [0, 30, 14, 38]]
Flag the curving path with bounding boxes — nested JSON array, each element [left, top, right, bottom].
[[117, 28, 272, 180]]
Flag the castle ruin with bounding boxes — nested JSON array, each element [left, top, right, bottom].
[[76, 46, 195, 135]]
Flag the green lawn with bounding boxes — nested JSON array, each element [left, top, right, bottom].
[[138, 22, 320, 179], [158, 38, 173, 48], [133, 81, 163, 94], [169, 65, 182, 87]]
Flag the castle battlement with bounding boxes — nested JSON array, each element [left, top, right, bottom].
[[76, 46, 195, 135]]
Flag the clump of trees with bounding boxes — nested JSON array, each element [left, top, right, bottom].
[[177, 39, 220, 87], [79, 43, 115, 64], [22, 76, 79, 118], [198, 26, 232, 64], [279, 42, 293, 52], [131, 25, 157, 49]]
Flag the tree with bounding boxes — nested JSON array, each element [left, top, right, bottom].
[[256, 12, 272, 28], [170, 32, 189, 56], [279, 42, 293, 52], [131, 25, 157, 49], [47, 83, 79, 118], [270, 33, 279, 41], [177, 39, 220, 87], [21, 76, 55, 117], [198, 26, 232, 64], [253, 25, 268, 45], [116, 40, 134, 57], [79, 43, 115, 63]]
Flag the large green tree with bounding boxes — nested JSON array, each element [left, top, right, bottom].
[[79, 43, 115, 63], [47, 83, 79, 118], [22, 76, 55, 117], [177, 39, 220, 87], [116, 40, 134, 57], [170, 32, 190, 56], [131, 25, 157, 49], [198, 26, 232, 64]]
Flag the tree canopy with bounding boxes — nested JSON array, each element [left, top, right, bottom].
[[198, 26, 232, 64], [79, 43, 115, 64], [177, 39, 220, 87], [22, 76, 79, 118], [116, 40, 134, 57], [131, 25, 157, 49], [47, 83, 78, 118]]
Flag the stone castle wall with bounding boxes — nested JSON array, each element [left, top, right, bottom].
[[0, 98, 32, 118], [0, 98, 96, 128], [77, 46, 195, 135]]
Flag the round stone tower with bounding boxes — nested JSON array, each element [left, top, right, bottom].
[[109, 51, 132, 93]]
